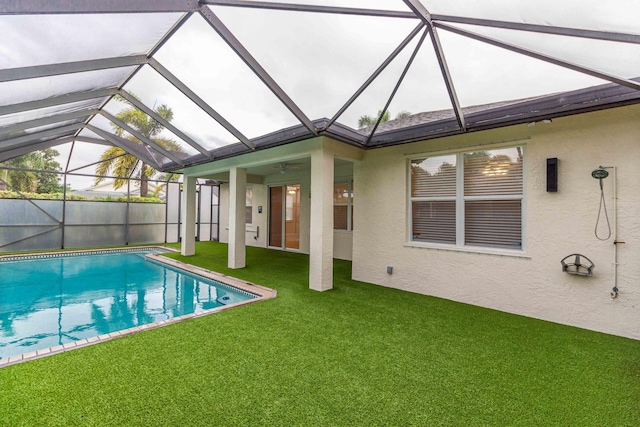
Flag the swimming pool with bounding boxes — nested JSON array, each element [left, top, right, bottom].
[[0, 247, 272, 365]]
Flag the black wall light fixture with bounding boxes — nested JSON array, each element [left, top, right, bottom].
[[547, 158, 558, 192]]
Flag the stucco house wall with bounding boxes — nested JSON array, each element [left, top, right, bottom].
[[219, 183, 268, 248], [219, 163, 354, 260], [352, 105, 640, 340]]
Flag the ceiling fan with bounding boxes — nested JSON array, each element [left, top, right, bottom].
[[274, 162, 302, 174]]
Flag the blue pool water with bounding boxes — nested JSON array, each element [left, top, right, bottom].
[[0, 249, 256, 360]]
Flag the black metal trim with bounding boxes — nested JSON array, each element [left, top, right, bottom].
[[203, 0, 417, 19]]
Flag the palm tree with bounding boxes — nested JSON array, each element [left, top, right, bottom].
[[95, 96, 182, 197], [357, 110, 411, 129], [358, 109, 390, 129]]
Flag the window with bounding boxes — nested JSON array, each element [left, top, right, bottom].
[[334, 181, 353, 230], [410, 147, 523, 250], [246, 187, 253, 224]]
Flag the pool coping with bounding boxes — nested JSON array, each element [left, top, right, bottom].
[[0, 246, 277, 368], [0, 245, 174, 262]]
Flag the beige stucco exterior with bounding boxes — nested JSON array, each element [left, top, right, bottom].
[[182, 105, 640, 339], [352, 105, 640, 340], [217, 143, 355, 261]]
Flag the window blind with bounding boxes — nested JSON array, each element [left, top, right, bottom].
[[412, 200, 456, 243], [464, 151, 523, 197], [410, 147, 523, 250], [465, 200, 522, 248], [334, 182, 349, 204], [334, 205, 348, 230], [411, 155, 456, 198], [334, 181, 352, 231]]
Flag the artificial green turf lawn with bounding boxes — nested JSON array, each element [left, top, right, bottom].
[[1, 242, 639, 426]]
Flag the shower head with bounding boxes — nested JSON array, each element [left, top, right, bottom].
[[592, 167, 609, 179]]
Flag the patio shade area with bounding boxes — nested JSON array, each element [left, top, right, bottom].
[[1, 243, 638, 425], [2, 1, 640, 171]]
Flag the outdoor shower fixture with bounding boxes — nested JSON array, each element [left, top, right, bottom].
[[560, 166, 622, 298], [591, 166, 623, 299], [591, 166, 609, 180], [561, 254, 595, 276], [592, 166, 611, 241]]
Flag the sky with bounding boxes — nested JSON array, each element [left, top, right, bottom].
[[1, 0, 639, 190]]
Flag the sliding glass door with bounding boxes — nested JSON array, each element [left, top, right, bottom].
[[269, 184, 300, 250]]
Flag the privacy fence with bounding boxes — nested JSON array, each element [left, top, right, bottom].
[[0, 177, 219, 253]]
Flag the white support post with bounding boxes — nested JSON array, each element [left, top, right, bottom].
[[181, 176, 197, 256], [228, 167, 247, 269], [309, 146, 334, 291]]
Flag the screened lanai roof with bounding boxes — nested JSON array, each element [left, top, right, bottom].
[[2, 0, 640, 173]]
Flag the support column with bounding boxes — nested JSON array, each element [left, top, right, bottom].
[[309, 146, 334, 291], [228, 167, 247, 269], [181, 176, 197, 256]]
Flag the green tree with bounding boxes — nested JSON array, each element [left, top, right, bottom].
[[0, 149, 63, 193], [357, 110, 411, 129], [95, 96, 182, 197], [35, 149, 64, 193], [395, 110, 412, 120]]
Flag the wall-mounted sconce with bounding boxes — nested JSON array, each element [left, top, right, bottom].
[[547, 158, 558, 192]]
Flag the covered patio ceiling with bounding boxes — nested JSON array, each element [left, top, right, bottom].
[[2, 0, 640, 173]]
